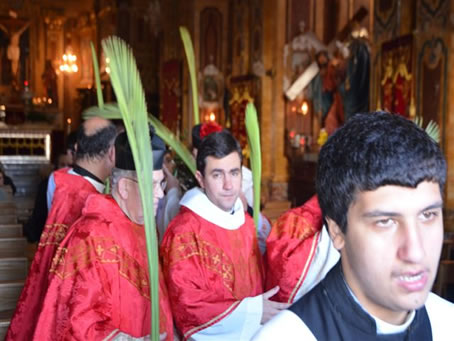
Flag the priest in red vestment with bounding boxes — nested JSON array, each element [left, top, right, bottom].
[[265, 195, 340, 304], [161, 130, 288, 340], [32, 128, 174, 340], [6, 117, 117, 341]]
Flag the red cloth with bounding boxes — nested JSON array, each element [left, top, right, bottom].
[[33, 194, 173, 340], [265, 195, 323, 303], [161, 206, 264, 340], [6, 168, 99, 341]]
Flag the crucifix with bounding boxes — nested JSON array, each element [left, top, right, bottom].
[[0, 19, 30, 86]]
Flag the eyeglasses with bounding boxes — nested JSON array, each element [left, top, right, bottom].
[[124, 177, 167, 190]]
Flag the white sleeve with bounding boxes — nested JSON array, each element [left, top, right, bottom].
[[293, 226, 340, 302], [190, 294, 263, 341], [252, 310, 316, 341], [157, 187, 181, 244], [426, 292, 454, 341], [163, 187, 181, 228], [46, 173, 56, 212]]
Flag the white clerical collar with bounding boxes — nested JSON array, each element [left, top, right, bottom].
[[180, 187, 245, 230], [68, 168, 105, 193], [344, 279, 415, 334]]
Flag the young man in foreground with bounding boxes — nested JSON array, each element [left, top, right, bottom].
[[254, 112, 454, 340]]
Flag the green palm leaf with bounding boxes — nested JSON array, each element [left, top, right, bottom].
[[245, 102, 261, 233], [82, 102, 120, 119], [90, 42, 104, 108], [102, 36, 159, 341], [179, 26, 200, 125], [412, 116, 440, 143], [83, 103, 196, 175]]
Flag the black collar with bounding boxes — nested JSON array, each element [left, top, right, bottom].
[[72, 165, 104, 184]]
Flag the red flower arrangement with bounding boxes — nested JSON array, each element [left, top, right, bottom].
[[199, 122, 223, 139]]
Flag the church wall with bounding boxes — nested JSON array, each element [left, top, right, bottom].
[[371, 0, 454, 219]]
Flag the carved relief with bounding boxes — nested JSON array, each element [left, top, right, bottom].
[[418, 0, 449, 30], [417, 38, 447, 142]]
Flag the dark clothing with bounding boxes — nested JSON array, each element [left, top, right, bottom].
[[4, 175, 16, 195], [289, 262, 432, 341], [24, 177, 49, 242]]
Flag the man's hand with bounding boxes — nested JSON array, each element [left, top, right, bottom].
[[261, 286, 290, 324], [163, 165, 179, 191]]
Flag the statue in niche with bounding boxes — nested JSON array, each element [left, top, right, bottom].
[[0, 20, 30, 88], [41, 60, 58, 106], [284, 20, 325, 91], [200, 55, 223, 104]]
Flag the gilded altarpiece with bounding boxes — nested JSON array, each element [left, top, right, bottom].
[[372, 0, 448, 149], [380, 35, 413, 117], [228, 75, 259, 150]]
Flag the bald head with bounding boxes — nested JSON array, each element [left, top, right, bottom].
[[75, 117, 117, 162], [83, 117, 112, 137]]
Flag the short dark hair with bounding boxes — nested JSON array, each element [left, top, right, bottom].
[[196, 130, 242, 175], [75, 121, 117, 161], [316, 112, 446, 233], [66, 131, 77, 154]]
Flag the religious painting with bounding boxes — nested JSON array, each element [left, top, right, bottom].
[[381, 35, 413, 117], [228, 75, 260, 150], [417, 38, 447, 146]]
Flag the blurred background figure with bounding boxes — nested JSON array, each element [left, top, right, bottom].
[[156, 148, 181, 243], [23, 132, 76, 243]]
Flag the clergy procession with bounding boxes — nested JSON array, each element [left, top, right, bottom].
[[1, 33, 452, 341]]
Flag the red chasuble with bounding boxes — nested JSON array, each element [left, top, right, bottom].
[[33, 194, 173, 340], [265, 195, 323, 303], [6, 168, 99, 341], [161, 206, 264, 340]]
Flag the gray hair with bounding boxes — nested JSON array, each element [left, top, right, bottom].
[[110, 167, 137, 192]]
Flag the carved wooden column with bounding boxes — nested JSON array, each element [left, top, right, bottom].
[[262, 0, 288, 201]]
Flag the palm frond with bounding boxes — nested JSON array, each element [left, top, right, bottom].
[[412, 115, 440, 143], [90, 42, 104, 108], [82, 102, 121, 119], [245, 102, 261, 233], [83, 104, 196, 175], [425, 120, 440, 143], [102, 36, 159, 341], [179, 26, 199, 125]]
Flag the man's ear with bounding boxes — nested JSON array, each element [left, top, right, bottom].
[[117, 178, 129, 200], [195, 170, 205, 189], [326, 217, 345, 251], [108, 145, 115, 165]]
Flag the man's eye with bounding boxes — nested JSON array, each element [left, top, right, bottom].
[[375, 218, 395, 228], [420, 211, 439, 222]]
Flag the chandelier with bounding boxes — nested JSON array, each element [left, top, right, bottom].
[[59, 51, 78, 73]]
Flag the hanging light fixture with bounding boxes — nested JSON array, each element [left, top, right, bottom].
[[59, 49, 78, 73]]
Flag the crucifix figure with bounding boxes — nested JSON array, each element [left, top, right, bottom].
[[0, 20, 30, 85]]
